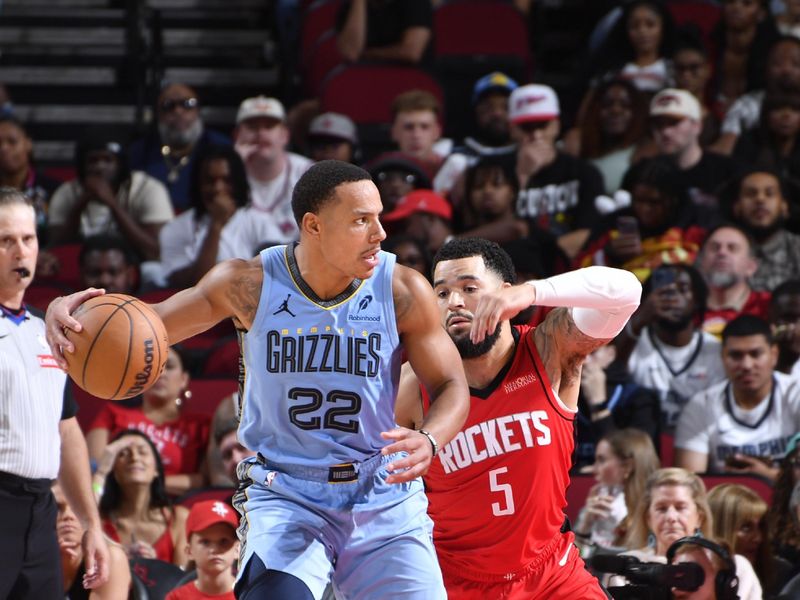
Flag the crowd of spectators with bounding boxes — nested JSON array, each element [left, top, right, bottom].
[[14, 0, 800, 597]]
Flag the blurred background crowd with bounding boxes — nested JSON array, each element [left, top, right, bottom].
[[11, 0, 800, 597]]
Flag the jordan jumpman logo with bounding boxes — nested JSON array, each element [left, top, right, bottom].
[[273, 294, 296, 317]]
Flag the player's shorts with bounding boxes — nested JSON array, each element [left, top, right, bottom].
[[440, 530, 608, 600], [233, 452, 446, 600]]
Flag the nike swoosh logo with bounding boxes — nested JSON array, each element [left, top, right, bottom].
[[558, 545, 572, 567]]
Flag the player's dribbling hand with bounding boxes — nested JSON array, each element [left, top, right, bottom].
[[470, 284, 536, 344], [380, 427, 433, 484], [45, 288, 106, 370]]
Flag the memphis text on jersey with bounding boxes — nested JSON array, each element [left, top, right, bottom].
[[439, 410, 553, 474], [265, 327, 381, 377]]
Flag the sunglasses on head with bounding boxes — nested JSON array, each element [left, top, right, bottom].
[[160, 97, 199, 112]]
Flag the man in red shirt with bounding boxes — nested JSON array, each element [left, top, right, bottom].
[[698, 224, 771, 338], [396, 238, 640, 599]]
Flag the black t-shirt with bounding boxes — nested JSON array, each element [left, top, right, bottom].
[[681, 151, 740, 210], [513, 152, 604, 237], [337, 0, 434, 66]]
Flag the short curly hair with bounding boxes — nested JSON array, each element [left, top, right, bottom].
[[432, 238, 516, 284], [291, 160, 371, 226]]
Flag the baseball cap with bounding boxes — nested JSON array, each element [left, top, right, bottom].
[[508, 84, 560, 124], [185, 500, 239, 538], [308, 112, 357, 144], [381, 189, 452, 222], [650, 89, 701, 121], [236, 96, 285, 124], [472, 72, 518, 105]]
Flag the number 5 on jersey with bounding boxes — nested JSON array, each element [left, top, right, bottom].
[[490, 467, 515, 516]]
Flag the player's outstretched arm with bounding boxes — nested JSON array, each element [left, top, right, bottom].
[[151, 257, 263, 344], [382, 266, 470, 484], [45, 257, 263, 368]]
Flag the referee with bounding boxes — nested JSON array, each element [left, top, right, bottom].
[[0, 188, 109, 597]]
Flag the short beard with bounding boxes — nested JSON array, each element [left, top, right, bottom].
[[159, 118, 204, 149], [452, 322, 502, 359], [706, 271, 739, 289], [655, 314, 693, 331], [746, 218, 784, 243], [477, 122, 511, 147]]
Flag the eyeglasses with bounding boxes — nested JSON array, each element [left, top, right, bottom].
[[376, 171, 417, 185], [159, 97, 199, 113], [788, 456, 800, 468]]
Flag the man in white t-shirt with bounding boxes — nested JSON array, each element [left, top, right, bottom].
[[233, 96, 312, 242], [615, 263, 726, 429], [675, 314, 800, 478]]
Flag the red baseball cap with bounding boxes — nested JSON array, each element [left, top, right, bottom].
[[185, 500, 239, 537], [381, 189, 452, 222]]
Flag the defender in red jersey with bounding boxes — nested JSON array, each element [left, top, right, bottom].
[[396, 238, 641, 599]]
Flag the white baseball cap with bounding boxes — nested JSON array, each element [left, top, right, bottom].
[[650, 89, 701, 121], [308, 112, 357, 144], [508, 84, 560, 124], [236, 96, 285, 124]]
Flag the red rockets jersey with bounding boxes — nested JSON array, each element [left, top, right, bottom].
[[421, 325, 577, 580]]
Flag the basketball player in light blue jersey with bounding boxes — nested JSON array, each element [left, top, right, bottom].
[[46, 160, 470, 600]]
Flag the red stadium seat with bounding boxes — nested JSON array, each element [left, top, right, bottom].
[[176, 486, 234, 509], [666, 1, 721, 48], [301, 0, 343, 72], [660, 432, 675, 468], [305, 30, 344, 97], [24, 282, 71, 313], [71, 381, 107, 433], [186, 377, 238, 417], [701, 474, 773, 505], [564, 473, 773, 525], [201, 337, 241, 379], [41, 243, 83, 290], [320, 64, 445, 125], [433, 1, 530, 64]]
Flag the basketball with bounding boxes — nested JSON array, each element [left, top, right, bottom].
[[64, 294, 170, 401]]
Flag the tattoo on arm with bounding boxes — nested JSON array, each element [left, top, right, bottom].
[[539, 308, 611, 387], [225, 274, 260, 328]]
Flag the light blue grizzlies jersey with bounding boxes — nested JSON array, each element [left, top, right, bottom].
[[239, 243, 403, 467]]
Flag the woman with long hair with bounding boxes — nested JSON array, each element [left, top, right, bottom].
[[766, 433, 800, 564], [88, 345, 211, 497], [709, 483, 795, 595], [733, 92, 800, 186], [593, 0, 677, 93], [577, 79, 651, 194], [96, 429, 188, 566], [574, 428, 660, 551]]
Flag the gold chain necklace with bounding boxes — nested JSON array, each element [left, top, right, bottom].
[[161, 145, 190, 183]]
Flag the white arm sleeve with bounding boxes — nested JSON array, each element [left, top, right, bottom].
[[526, 266, 641, 339]]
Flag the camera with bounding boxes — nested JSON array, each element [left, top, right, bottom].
[[591, 553, 705, 600]]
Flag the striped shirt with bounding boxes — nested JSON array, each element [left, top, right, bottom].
[[0, 305, 75, 479]]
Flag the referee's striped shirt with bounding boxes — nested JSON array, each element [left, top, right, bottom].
[[0, 305, 75, 480]]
